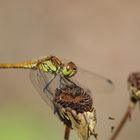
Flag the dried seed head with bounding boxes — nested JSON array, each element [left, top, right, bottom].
[[54, 84, 97, 139], [128, 72, 140, 102], [54, 84, 93, 113]]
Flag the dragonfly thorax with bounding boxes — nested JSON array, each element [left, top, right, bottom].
[[35, 56, 77, 78], [36, 56, 63, 73]]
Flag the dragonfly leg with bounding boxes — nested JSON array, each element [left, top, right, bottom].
[[65, 78, 77, 85], [59, 77, 77, 88], [43, 74, 56, 92]]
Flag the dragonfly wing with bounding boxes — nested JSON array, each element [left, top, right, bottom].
[[57, 57, 113, 93], [70, 68, 115, 136], [71, 67, 114, 94], [29, 69, 58, 110]]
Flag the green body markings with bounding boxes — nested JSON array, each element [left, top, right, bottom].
[[0, 55, 77, 78]]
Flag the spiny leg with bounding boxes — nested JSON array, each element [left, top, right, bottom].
[[59, 77, 77, 88], [43, 74, 56, 92]]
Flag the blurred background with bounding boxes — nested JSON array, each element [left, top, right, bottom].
[[0, 0, 140, 140]]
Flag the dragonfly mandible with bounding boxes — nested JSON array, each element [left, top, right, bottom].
[[0, 56, 113, 140]]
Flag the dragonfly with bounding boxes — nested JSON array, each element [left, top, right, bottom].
[[110, 72, 140, 140], [0, 56, 113, 140]]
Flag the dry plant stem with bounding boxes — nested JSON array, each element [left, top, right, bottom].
[[110, 102, 136, 140], [64, 126, 70, 140], [77, 134, 99, 140], [95, 135, 99, 140]]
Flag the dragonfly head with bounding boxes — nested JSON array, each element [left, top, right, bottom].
[[61, 62, 77, 78]]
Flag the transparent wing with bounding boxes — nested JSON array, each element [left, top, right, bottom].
[[60, 57, 114, 94], [29, 69, 60, 110], [71, 67, 114, 94], [69, 68, 115, 138]]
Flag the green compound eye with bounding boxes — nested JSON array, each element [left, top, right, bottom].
[[62, 62, 77, 78]]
